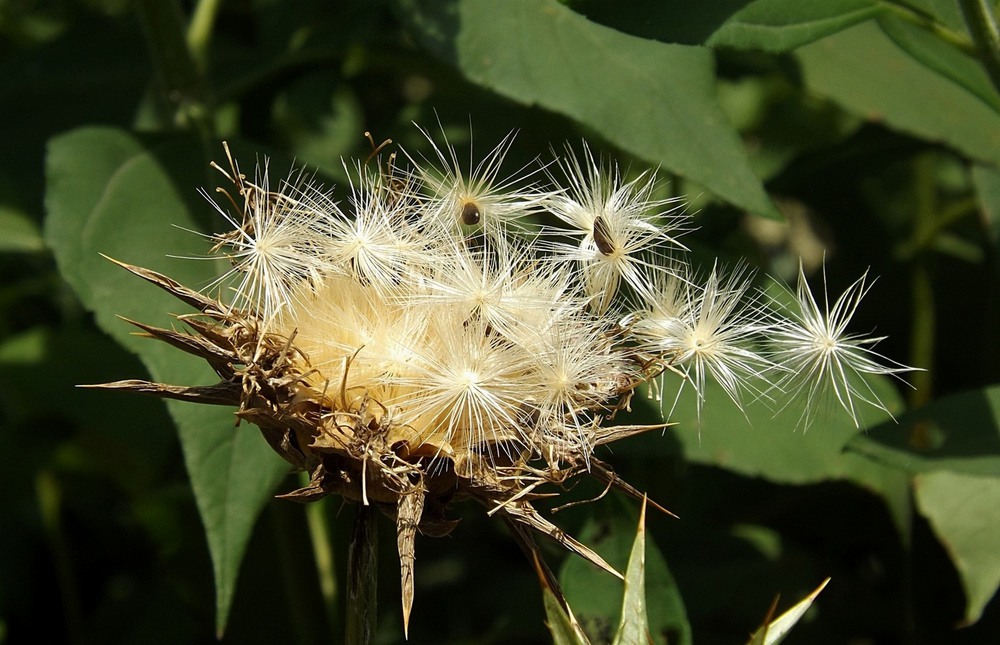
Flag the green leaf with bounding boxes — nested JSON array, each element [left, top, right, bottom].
[[746, 578, 830, 645], [397, 0, 779, 219], [44, 126, 290, 635], [707, 0, 883, 52], [628, 372, 905, 484], [901, 0, 968, 31], [543, 584, 591, 645], [846, 385, 1000, 477], [795, 20, 1000, 165], [612, 500, 650, 645], [621, 375, 913, 539], [560, 494, 691, 645], [848, 386, 1000, 623], [566, 0, 883, 52], [879, 15, 1000, 115], [914, 470, 1000, 625]]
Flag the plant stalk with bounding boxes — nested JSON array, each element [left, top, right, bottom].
[[36, 471, 85, 645], [906, 154, 936, 406], [186, 0, 223, 68], [133, 0, 213, 139], [345, 504, 378, 645], [303, 475, 339, 634]]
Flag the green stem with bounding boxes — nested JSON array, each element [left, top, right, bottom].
[[36, 471, 85, 645], [345, 505, 378, 645], [907, 154, 936, 406], [186, 0, 223, 68], [271, 504, 327, 645], [958, 0, 1000, 94], [894, 197, 979, 259], [133, 0, 213, 139], [908, 261, 935, 406], [303, 475, 339, 633]]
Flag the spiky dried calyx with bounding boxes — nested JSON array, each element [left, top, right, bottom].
[[90, 128, 918, 636], [93, 255, 670, 633]]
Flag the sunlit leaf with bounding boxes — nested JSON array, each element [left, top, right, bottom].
[[746, 578, 830, 645], [543, 584, 591, 645], [879, 15, 1000, 115], [397, 0, 779, 219], [44, 126, 290, 635], [708, 0, 882, 51], [612, 500, 650, 645], [914, 470, 1000, 625], [560, 494, 691, 645], [626, 373, 905, 484], [795, 21, 1000, 165], [566, 0, 883, 51], [621, 375, 913, 539]]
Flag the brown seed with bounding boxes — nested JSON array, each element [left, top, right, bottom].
[[592, 215, 616, 255], [460, 200, 482, 225]]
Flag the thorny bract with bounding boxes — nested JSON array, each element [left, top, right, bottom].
[[93, 127, 917, 636]]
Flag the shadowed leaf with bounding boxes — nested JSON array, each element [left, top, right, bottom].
[[44, 126, 290, 635]]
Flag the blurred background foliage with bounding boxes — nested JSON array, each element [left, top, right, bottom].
[[1, 0, 999, 643]]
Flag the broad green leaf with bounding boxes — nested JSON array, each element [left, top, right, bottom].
[[795, 21, 1000, 166], [847, 385, 1000, 477], [626, 374, 905, 484], [849, 386, 1000, 623], [560, 495, 691, 645], [901, 0, 968, 31], [914, 470, 1000, 625], [746, 578, 830, 645], [879, 15, 1000, 115], [567, 0, 883, 51], [621, 375, 913, 540], [612, 501, 650, 645], [708, 0, 882, 52], [44, 126, 290, 635], [397, 0, 780, 219]]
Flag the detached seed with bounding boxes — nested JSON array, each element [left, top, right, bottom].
[[461, 201, 481, 225]]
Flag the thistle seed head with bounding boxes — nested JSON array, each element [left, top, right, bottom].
[[92, 127, 918, 635]]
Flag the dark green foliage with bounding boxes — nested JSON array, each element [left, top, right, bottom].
[[2, 1, 998, 643]]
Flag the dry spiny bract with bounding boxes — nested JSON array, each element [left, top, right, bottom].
[[94, 127, 918, 637]]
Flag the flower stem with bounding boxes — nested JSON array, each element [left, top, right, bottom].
[[345, 504, 378, 645], [304, 482, 339, 633], [906, 154, 936, 406], [908, 260, 935, 406], [270, 503, 328, 645], [36, 470, 85, 645], [186, 0, 222, 69], [133, 0, 213, 139]]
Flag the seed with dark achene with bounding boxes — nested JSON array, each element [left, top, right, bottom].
[[592, 215, 616, 255], [461, 201, 482, 225]]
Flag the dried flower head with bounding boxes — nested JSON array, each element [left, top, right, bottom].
[[91, 127, 918, 636]]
